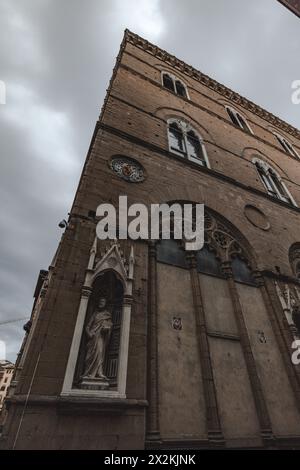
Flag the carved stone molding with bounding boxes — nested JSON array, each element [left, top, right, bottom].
[[81, 286, 92, 298], [204, 210, 253, 265], [275, 281, 300, 339]]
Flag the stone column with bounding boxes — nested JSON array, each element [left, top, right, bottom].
[[146, 242, 161, 443], [221, 261, 274, 445], [187, 254, 224, 446]]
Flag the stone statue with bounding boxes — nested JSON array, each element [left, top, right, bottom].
[[82, 297, 113, 380]]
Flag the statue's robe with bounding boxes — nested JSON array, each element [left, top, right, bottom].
[[83, 310, 113, 378]]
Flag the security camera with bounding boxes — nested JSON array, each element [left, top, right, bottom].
[[58, 219, 68, 229]]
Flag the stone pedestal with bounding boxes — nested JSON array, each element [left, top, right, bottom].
[[80, 377, 110, 391]]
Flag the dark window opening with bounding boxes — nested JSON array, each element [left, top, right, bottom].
[[275, 134, 298, 158], [237, 114, 249, 132], [175, 80, 186, 98], [186, 130, 204, 163], [227, 107, 251, 133], [157, 239, 187, 269], [231, 257, 255, 285], [88, 210, 96, 219], [196, 245, 223, 278], [169, 123, 186, 154], [227, 107, 240, 127], [269, 170, 291, 203], [256, 163, 292, 203], [163, 74, 175, 93]]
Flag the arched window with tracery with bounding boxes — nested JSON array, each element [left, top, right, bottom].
[[167, 119, 210, 167], [276, 243, 300, 338], [162, 72, 188, 99], [273, 132, 300, 160], [226, 106, 253, 134]]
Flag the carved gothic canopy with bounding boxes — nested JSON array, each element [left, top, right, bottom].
[[156, 205, 255, 285]]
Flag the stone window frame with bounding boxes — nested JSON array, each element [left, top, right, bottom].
[[167, 118, 210, 168], [252, 157, 297, 207], [161, 71, 189, 99], [225, 105, 254, 134], [273, 131, 300, 160]]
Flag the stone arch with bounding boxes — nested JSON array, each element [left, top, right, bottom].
[[243, 147, 290, 178], [267, 125, 299, 149], [216, 97, 253, 122], [154, 62, 194, 88], [159, 200, 257, 269]]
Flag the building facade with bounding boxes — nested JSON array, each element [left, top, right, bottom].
[[1, 30, 300, 449]]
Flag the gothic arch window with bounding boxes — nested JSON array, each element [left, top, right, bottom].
[[167, 119, 210, 167], [203, 209, 256, 283], [253, 157, 296, 206], [196, 245, 223, 278], [156, 205, 256, 285], [162, 72, 188, 99], [231, 256, 256, 285], [226, 106, 253, 134], [273, 132, 300, 160]]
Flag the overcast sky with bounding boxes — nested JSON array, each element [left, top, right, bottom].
[[0, 0, 299, 362]]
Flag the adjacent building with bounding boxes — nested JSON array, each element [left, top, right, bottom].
[[0, 361, 14, 412], [278, 0, 300, 16], [1, 30, 300, 449]]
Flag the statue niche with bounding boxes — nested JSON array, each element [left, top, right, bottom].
[[74, 271, 124, 391]]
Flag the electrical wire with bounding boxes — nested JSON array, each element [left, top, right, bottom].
[[0, 317, 29, 326]]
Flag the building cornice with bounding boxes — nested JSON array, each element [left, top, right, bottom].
[[124, 29, 300, 140]]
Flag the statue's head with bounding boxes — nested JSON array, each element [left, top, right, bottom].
[[98, 297, 107, 309]]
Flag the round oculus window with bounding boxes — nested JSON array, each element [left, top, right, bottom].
[[110, 157, 145, 183]]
